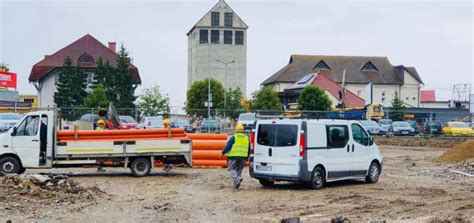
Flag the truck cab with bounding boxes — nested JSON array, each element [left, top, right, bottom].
[[249, 119, 383, 189]]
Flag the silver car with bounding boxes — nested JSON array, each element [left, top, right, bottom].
[[392, 121, 415, 136], [138, 116, 163, 129], [359, 120, 385, 135]]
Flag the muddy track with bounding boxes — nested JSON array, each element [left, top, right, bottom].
[[1, 146, 473, 222]]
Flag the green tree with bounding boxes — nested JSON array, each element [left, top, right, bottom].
[[297, 86, 332, 111], [83, 84, 109, 108], [137, 84, 170, 116], [94, 57, 117, 103], [54, 57, 87, 120], [114, 45, 138, 111], [389, 91, 406, 121], [185, 78, 225, 120], [225, 87, 244, 120], [250, 87, 281, 111]]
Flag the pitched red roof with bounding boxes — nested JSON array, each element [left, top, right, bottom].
[[29, 34, 140, 82], [311, 73, 365, 108], [420, 90, 436, 102]]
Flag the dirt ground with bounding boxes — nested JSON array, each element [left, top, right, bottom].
[[1, 146, 473, 223]]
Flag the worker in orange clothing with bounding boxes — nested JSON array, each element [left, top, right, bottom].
[[162, 118, 173, 172]]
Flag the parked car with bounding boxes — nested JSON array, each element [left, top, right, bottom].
[[0, 113, 23, 132], [138, 116, 163, 129], [119, 116, 138, 129], [442, 122, 474, 136], [423, 121, 443, 135], [236, 113, 256, 133], [406, 120, 420, 135], [200, 118, 221, 133], [378, 119, 393, 135], [171, 118, 196, 133], [358, 120, 384, 135], [250, 119, 383, 189], [392, 121, 415, 136]]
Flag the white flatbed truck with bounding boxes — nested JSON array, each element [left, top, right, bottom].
[[0, 110, 192, 177]]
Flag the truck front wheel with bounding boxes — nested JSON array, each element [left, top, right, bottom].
[[130, 158, 151, 177], [0, 156, 22, 175]]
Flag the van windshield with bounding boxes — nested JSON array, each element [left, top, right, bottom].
[[257, 124, 298, 147]]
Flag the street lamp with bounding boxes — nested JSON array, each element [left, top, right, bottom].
[[216, 59, 235, 121]]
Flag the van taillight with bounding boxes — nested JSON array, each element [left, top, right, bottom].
[[299, 133, 306, 157], [250, 131, 255, 154]]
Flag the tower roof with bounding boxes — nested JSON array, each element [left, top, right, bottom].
[[187, 0, 248, 36]]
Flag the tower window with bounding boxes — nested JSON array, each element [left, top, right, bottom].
[[211, 12, 220, 26], [235, 31, 244, 45], [224, 31, 232, 44], [224, 13, 233, 27], [211, 30, 220, 44], [199, 30, 208, 43]]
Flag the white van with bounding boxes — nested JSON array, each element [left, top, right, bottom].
[[249, 119, 383, 189]]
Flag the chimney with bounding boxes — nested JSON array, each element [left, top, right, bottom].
[[108, 42, 116, 53], [44, 55, 50, 59]]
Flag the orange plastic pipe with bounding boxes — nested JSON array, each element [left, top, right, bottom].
[[58, 136, 190, 142], [58, 134, 187, 141], [192, 159, 228, 167], [187, 133, 228, 140], [57, 128, 186, 137], [192, 150, 226, 160], [192, 140, 227, 151]]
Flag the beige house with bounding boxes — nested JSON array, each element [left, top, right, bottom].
[[262, 55, 423, 108], [187, 0, 248, 94]]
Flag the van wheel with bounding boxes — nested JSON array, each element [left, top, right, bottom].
[[258, 179, 274, 187], [366, 162, 380, 183], [130, 158, 151, 177], [307, 166, 325, 189], [0, 157, 22, 175]]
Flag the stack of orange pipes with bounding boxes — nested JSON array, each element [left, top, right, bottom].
[[188, 134, 229, 167]]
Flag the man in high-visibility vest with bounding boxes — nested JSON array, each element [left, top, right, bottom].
[[221, 123, 250, 189]]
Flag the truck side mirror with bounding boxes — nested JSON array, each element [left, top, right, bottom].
[[369, 137, 374, 146], [11, 127, 17, 136]]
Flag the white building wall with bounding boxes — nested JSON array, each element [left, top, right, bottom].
[[39, 71, 58, 108], [400, 70, 421, 107], [346, 84, 400, 107]]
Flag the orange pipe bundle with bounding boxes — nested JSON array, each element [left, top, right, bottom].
[[187, 133, 228, 141], [58, 134, 187, 141], [192, 140, 227, 151], [193, 150, 226, 160], [192, 159, 227, 167], [57, 128, 186, 137]]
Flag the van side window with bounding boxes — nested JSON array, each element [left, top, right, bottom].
[[16, 116, 40, 136], [352, 124, 369, 146], [275, 125, 298, 147], [257, 124, 276, 146], [327, 125, 349, 148]]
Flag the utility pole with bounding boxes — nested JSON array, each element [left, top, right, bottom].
[[216, 59, 235, 121]]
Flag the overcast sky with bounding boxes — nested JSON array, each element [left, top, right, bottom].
[[1, 0, 472, 106]]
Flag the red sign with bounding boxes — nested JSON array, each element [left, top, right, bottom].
[[0, 71, 17, 88]]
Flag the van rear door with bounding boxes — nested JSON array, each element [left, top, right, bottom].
[[254, 123, 276, 175], [272, 123, 300, 177]]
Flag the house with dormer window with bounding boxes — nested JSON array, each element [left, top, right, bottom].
[[261, 55, 423, 108], [29, 34, 141, 108]]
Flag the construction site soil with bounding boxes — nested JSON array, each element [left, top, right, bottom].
[[1, 145, 473, 222]]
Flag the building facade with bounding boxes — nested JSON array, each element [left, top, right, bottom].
[[187, 0, 248, 94], [29, 34, 140, 108], [262, 55, 424, 108]]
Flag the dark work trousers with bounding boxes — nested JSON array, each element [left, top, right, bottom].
[[227, 159, 245, 187]]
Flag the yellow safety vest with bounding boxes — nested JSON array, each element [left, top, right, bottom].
[[226, 133, 249, 158]]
